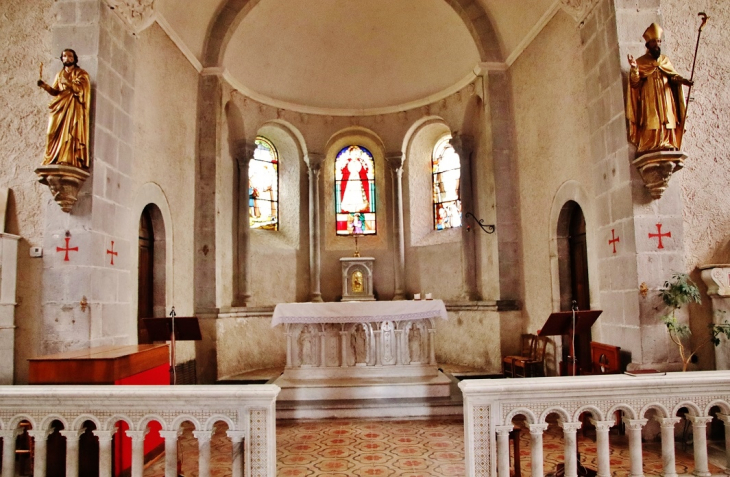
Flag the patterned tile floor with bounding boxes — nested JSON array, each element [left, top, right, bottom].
[[144, 418, 727, 477]]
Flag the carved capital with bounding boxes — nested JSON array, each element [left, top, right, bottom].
[[236, 141, 257, 170], [125, 429, 149, 443], [35, 165, 90, 213], [622, 418, 648, 431], [105, 0, 156, 34], [559, 0, 600, 22], [589, 419, 614, 432], [495, 425, 514, 436], [449, 134, 474, 161], [193, 429, 214, 444], [654, 416, 681, 428], [305, 152, 325, 174], [226, 430, 246, 443], [685, 415, 714, 427], [558, 420, 582, 433], [700, 266, 730, 297], [385, 152, 405, 172], [527, 423, 549, 435]]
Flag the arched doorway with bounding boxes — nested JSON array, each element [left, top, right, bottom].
[[557, 201, 591, 374], [137, 204, 166, 344]]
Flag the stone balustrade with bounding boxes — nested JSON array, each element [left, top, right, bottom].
[[0, 384, 279, 477], [460, 371, 730, 477]]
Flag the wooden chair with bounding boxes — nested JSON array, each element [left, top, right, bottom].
[[503, 334, 535, 378], [513, 335, 549, 378]]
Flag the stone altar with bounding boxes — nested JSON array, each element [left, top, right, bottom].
[[271, 300, 451, 402]]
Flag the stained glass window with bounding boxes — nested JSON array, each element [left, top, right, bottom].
[[335, 145, 376, 235], [432, 136, 462, 230], [249, 136, 278, 230]]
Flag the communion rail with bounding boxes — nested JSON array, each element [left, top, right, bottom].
[[460, 371, 730, 477], [0, 385, 279, 477]]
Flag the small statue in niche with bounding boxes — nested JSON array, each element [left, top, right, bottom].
[[409, 326, 422, 364], [626, 23, 693, 154], [298, 325, 316, 366], [352, 270, 364, 293], [350, 325, 367, 366], [37, 49, 91, 169]]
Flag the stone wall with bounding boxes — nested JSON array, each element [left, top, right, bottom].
[[663, 1, 730, 369]]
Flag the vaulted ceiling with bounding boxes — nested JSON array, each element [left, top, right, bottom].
[[156, 0, 558, 113]]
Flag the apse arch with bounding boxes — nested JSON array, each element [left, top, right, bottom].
[[202, 0, 503, 68]]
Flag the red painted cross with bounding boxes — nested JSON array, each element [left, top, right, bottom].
[[56, 237, 79, 262], [106, 240, 118, 265], [608, 229, 620, 254], [648, 223, 671, 249]]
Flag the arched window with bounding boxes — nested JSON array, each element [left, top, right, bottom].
[[432, 136, 461, 230], [335, 145, 376, 235], [249, 136, 279, 230]]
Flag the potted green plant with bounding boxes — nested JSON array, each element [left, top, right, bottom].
[[659, 273, 730, 371]]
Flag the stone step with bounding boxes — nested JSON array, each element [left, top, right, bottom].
[[276, 395, 463, 420]]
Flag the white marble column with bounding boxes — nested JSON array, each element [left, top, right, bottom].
[[159, 430, 180, 477], [386, 152, 406, 300], [623, 418, 647, 477], [319, 331, 327, 367], [0, 428, 22, 477], [527, 423, 549, 477], [285, 329, 293, 367], [27, 428, 52, 477], [654, 416, 680, 477], [226, 430, 246, 477], [428, 328, 437, 365], [717, 413, 730, 471], [374, 329, 382, 366], [305, 152, 324, 302], [92, 430, 114, 477], [236, 142, 257, 306], [559, 421, 582, 477], [687, 415, 713, 477], [590, 419, 613, 477], [125, 429, 149, 477], [495, 425, 513, 477], [60, 429, 83, 477], [340, 330, 349, 367], [193, 429, 214, 477], [450, 134, 479, 300]]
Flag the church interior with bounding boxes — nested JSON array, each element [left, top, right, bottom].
[[2, 0, 730, 475]]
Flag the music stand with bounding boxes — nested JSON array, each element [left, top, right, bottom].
[[538, 310, 602, 376], [143, 316, 202, 384]]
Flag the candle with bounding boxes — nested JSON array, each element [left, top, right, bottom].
[[425, 293, 432, 300], [414, 293, 421, 300]]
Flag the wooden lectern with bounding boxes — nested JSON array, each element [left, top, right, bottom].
[[143, 316, 201, 384], [538, 310, 602, 376]]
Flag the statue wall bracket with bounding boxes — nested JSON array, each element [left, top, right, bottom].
[[35, 165, 90, 213], [632, 150, 687, 200]]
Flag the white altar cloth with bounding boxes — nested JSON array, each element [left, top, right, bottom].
[[271, 300, 448, 327]]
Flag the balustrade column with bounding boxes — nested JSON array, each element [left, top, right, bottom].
[[623, 418, 647, 477], [495, 425, 513, 477], [428, 328, 436, 365], [305, 153, 324, 302], [527, 423, 549, 477], [92, 430, 114, 477], [226, 430, 246, 477], [27, 428, 52, 477], [60, 430, 83, 477], [285, 329, 293, 367], [717, 413, 730, 470], [125, 430, 149, 477], [340, 331, 349, 367], [687, 415, 713, 477], [159, 430, 180, 477], [193, 430, 214, 477], [559, 421, 582, 477], [374, 329, 382, 366], [590, 419, 614, 477], [655, 417, 680, 477], [0, 428, 22, 477], [386, 152, 406, 300]]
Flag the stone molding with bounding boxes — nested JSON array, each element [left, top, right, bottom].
[[105, 0, 157, 34], [700, 264, 730, 297]]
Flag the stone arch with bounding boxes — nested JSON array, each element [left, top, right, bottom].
[[706, 399, 730, 415], [9, 415, 36, 430], [171, 415, 202, 431], [202, 0, 503, 68], [137, 414, 168, 432], [673, 401, 703, 417], [130, 183, 174, 339], [504, 408, 538, 426], [639, 403, 671, 419], [40, 415, 68, 431], [71, 414, 102, 431], [540, 407, 571, 424], [607, 403, 638, 421], [104, 415, 134, 432], [204, 415, 236, 432], [573, 405, 604, 422]]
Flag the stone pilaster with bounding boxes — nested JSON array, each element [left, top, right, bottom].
[[235, 142, 257, 307], [305, 153, 324, 302], [450, 134, 479, 301], [386, 152, 406, 300]]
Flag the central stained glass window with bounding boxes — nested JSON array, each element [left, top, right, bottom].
[[335, 145, 376, 235]]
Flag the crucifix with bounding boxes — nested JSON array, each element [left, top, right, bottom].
[[353, 234, 361, 257]]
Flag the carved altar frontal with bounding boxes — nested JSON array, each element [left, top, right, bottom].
[[272, 301, 451, 402]]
